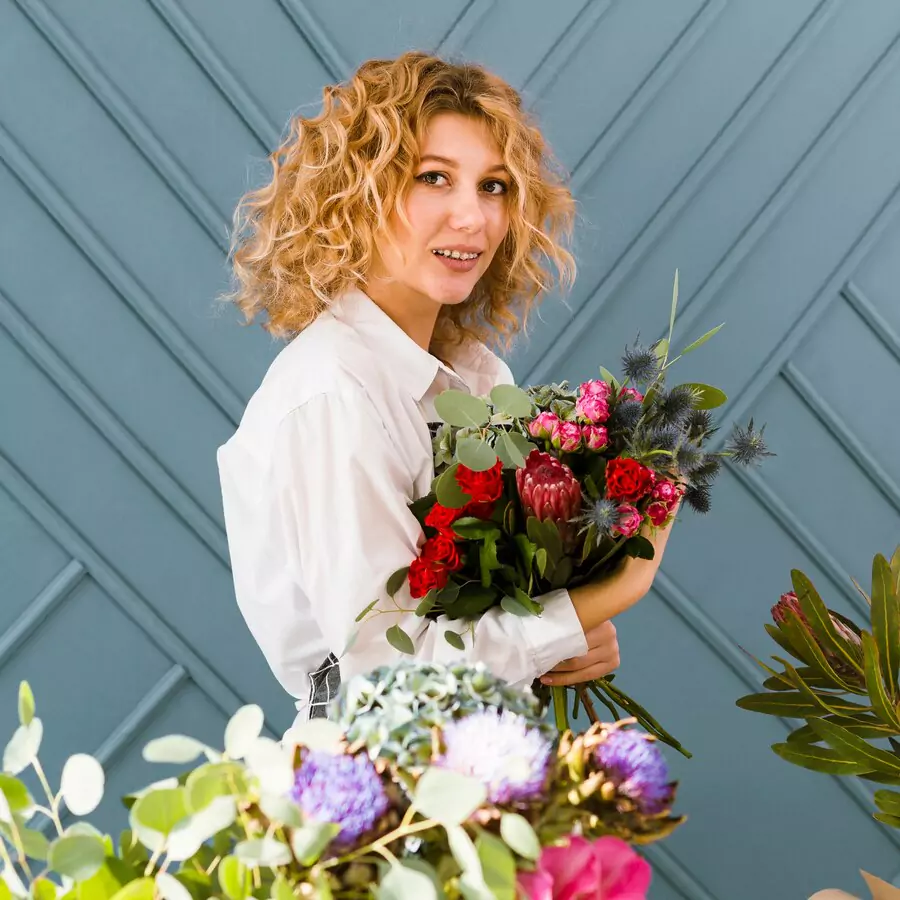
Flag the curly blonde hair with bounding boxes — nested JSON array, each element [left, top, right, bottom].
[[222, 50, 576, 354]]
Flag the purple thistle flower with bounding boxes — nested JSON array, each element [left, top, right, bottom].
[[437, 710, 554, 805], [290, 750, 389, 847], [593, 729, 673, 815]]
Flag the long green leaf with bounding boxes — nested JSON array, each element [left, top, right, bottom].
[[679, 323, 725, 357], [736, 691, 869, 718], [775, 658, 854, 719], [792, 569, 864, 679], [872, 553, 900, 698], [873, 812, 900, 828], [874, 789, 900, 817], [787, 715, 897, 744], [891, 545, 900, 596], [666, 269, 679, 360], [779, 614, 863, 694], [862, 632, 900, 731], [809, 717, 900, 776], [771, 742, 874, 776]]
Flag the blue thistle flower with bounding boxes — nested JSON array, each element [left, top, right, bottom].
[[654, 385, 696, 428], [621, 342, 661, 385], [437, 710, 554, 805], [725, 419, 774, 466], [673, 441, 704, 474], [290, 750, 389, 847], [580, 497, 619, 537], [593, 729, 673, 815], [645, 424, 681, 453], [684, 482, 711, 514], [609, 400, 643, 432], [685, 408, 716, 440]]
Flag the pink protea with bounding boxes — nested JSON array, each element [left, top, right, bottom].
[[516, 450, 582, 547]]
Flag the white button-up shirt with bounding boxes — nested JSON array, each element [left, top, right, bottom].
[[216, 287, 588, 720]]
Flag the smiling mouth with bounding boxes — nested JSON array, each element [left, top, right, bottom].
[[431, 249, 482, 261]]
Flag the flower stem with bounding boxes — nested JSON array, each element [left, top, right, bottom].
[[31, 759, 63, 836], [551, 686, 569, 732]]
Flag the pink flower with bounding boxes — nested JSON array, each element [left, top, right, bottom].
[[528, 411, 562, 440], [650, 479, 679, 507], [550, 420, 583, 453], [582, 424, 609, 452], [619, 387, 644, 403], [646, 501, 670, 527], [575, 393, 610, 425], [579, 379, 613, 400], [612, 504, 643, 538], [517, 835, 651, 900]]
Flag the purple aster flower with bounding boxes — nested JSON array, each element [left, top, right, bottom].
[[437, 710, 553, 805], [290, 750, 389, 847], [593, 729, 673, 815]]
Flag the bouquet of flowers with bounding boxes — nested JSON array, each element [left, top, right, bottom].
[[0, 662, 683, 900], [360, 272, 772, 751]]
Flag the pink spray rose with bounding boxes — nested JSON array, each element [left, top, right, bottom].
[[517, 835, 651, 900], [582, 424, 609, 451], [612, 504, 643, 538], [646, 501, 670, 527], [619, 387, 644, 403], [575, 392, 610, 425], [579, 379, 613, 400], [650, 479, 680, 508], [550, 420, 583, 453], [528, 411, 562, 440]]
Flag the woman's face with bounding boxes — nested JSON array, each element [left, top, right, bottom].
[[369, 112, 511, 309]]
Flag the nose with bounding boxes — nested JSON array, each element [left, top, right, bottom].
[[447, 185, 487, 232]]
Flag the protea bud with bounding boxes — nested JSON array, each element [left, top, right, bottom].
[[772, 591, 864, 683], [516, 450, 582, 549]]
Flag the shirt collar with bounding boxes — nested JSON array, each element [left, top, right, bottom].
[[328, 286, 491, 401]]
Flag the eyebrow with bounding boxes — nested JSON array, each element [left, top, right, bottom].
[[418, 154, 510, 174]]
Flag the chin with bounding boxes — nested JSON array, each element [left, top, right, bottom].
[[426, 281, 478, 307]]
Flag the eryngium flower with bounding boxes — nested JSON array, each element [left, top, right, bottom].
[[593, 728, 673, 815], [608, 400, 643, 432], [621, 342, 661, 385], [725, 419, 774, 466], [580, 497, 620, 538], [683, 482, 711, 514], [653, 385, 697, 428], [685, 408, 716, 441], [437, 709, 554, 805], [290, 750, 389, 848]]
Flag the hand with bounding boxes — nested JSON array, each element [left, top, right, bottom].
[[540, 620, 620, 686]]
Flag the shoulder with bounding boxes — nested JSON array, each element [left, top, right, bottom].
[[218, 312, 387, 461]]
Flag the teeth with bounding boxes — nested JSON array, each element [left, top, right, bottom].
[[433, 249, 480, 260]]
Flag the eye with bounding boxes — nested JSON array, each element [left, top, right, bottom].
[[482, 179, 509, 196], [416, 171, 448, 186]]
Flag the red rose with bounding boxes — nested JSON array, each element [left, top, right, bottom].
[[408, 557, 449, 599], [463, 499, 496, 519], [605, 458, 655, 503], [421, 534, 462, 571], [425, 503, 463, 537], [455, 459, 504, 504]]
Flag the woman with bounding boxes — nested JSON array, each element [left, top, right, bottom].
[[216, 51, 677, 726]]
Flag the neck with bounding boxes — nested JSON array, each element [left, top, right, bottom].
[[361, 280, 442, 353]]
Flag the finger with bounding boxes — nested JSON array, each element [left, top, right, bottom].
[[548, 645, 617, 673], [541, 659, 620, 686]]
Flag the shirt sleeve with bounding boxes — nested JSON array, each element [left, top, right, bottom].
[[271, 388, 588, 692]]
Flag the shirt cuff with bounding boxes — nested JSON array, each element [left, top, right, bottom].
[[518, 588, 589, 676]]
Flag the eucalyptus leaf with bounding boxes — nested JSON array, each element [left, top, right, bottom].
[[31, 879, 55, 900], [258, 794, 303, 829], [224, 705, 264, 760], [489, 385, 534, 418], [446, 825, 483, 885], [434, 391, 490, 428], [132, 788, 189, 836], [0, 776, 31, 818], [387, 625, 415, 655], [218, 857, 251, 900], [234, 838, 292, 869], [109, 879, 155, 900], [499, 813, 540, 861], [377, 863, 437, 900], [435, 464, 472, 509], [355, 599, 379, 622], [500, 595, 530, 617], [3, 719, 43, 776], [506, 432, 536, 460], [476, 832, 516, 900], [17, 683, 34, 729], [185, 762, 248, 812], [155, 873, 192, 900], [452, 519, 501, 540], [386, 568, 410, 598], [413, 769, 487, 826], [444, 630, 466, 651], [624, 535, 655, 560], [415, 591, 438, 617], [494, 432, 527, 468], [60, 754, 105, 816], [678, 383, 727, 410], [142, 736, 208, 766], [290, 823, 340, 866], [47, 834, 106, 882], [244, 737, 294, 795], [455, 438, 498, 472], [281, 720, 343, 754], [167, 796, 237, 862]]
